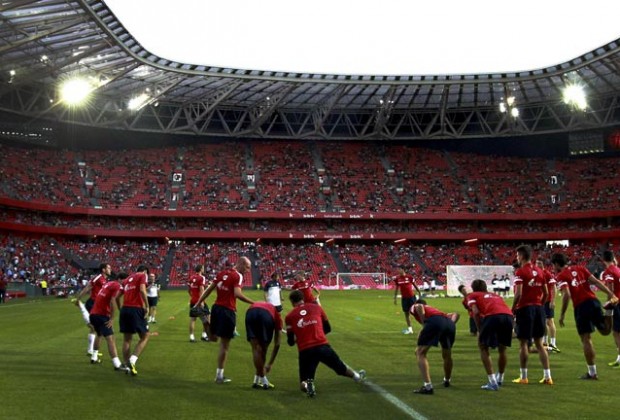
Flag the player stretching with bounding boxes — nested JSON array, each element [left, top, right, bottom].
[[74, 263, 111, 357], [601, 250, 620, 368]]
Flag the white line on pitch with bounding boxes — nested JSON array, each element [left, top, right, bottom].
[[363, 380, 428, 420]]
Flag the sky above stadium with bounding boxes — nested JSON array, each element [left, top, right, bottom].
[[104, 0, 620, 75]]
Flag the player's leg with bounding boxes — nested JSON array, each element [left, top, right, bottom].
[[201, 313, 210, 341], [413, 345, 433, 394], [122, 333, 133, 365], [299, 349, 319, 397], [579, 332, 599, 379], [610, 306, 620, 367], [189, 314, 196, 342]]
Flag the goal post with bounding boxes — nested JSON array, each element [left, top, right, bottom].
[[334, 272, 388, 290], [446, 265, 514, 297]]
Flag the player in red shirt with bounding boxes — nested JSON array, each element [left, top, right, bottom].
[[119, 265, 150, 376], [458, 284, 477, 336], [467, 279, 514, 391], [285, 290, 365, 397], [601, 250, 620, 368], [291, 271, 320, 305], [393, 267, 421, 335], [195, 256, 255, 384], [410, 300, 458, 394], [89, 272, 128, 371], [188, 264, 210, 343], [553, 252, 617, 380], [536, 259, 559, 353], [511, 245, 552, 385], [74, 263, 111, 357], [245, 301, 282, 389]]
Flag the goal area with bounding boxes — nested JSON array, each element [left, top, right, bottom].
[[332, 272, 388, 290], [446, 265, 514, 297]]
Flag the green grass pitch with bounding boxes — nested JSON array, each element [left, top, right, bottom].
[[1, 289, 618, 419]]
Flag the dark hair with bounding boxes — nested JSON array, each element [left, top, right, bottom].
[[550, 253, 569, 268], [136, 265, 149, 274], [516, 244, 532, 261], [99, 263, 109, 272], [471, 279, 487, 292], [195, 264, 204, 273], [289, 290, 304, 304], [457, 284, 466, 294], [117, 272, 128, 280], [602, 250, 615, 263], [271, 272, 280, 280]]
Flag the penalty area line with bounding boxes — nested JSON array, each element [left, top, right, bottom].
[[363, 380, 428, 420]]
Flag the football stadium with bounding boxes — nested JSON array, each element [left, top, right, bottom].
[[1, 1, 620, 419]]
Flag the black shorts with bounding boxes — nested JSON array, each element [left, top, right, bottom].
[[479, 314, 513, 348], [119, 307, 148, 334], [85, 298, 95, 313], [469, 316, 478, 334], [245, 307, 275, 344], [574, 299, 606, 335], [147, 297, 158, 307], [514, 305, 546, 340], [613, 305, 620, 333], [210, 304, 236, 339], [90, 314, 114, 337], [298, 344, 348, 382], [544, 301, 555, 319], [401, 296, 416, 313], [189, 303, 210, 318], [417, 316, 456, 349]]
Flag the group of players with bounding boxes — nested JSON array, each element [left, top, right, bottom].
[[73, 244, 620, 396], [74, 256, 365, 397], [392, 244, 620, 394]]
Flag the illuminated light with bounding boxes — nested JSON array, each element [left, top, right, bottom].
[[325, 238, 334, 243], [394, 238, 407, 243], [506, 96, 515, 106], [128, 93, 151, 110], [41, 55, 48, 62], [464, 238, 478, 243], [499, 102, 506, 113], [563, 84, 587, 110], [9, 69, 16, 76], [510, 107, 519, 118], [59, 78, 93, 105]]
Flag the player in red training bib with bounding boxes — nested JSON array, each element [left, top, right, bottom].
[[601, 250, 620, 368], [467, 279, 514, 391], [409, 300, 459, 395], [291, 271, 320, 305], [393, 267, 421, 335], [119, 265, 150, 376], [188, 264, 210, 343], [285, 290, 365, 397]]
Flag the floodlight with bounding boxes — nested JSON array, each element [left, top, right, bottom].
[[128, 93, 151, 111], [563, 84, 587, 110], [59, 78, 92, 105]]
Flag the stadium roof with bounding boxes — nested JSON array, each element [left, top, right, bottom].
[[1, 0, 619, 141]]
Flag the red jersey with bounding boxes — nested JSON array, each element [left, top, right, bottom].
[[393, 274, 416, 298], [89, 273, 107, 301], [285, 303, 329, 351], [466, 291, 512, 317], [248, 301, 283, 331], [188, 273, 207, 305], [91, 281, 122, 317], [556, 265, 596, 308], [540, 268, 556, 303], [410, 304, 449, 325], [602, 264, 620, 300], [213, 268, 244, 311], [461, 296, 474, 317], [513, 263, 546, 309], [292, 280, 316, 303], [121, 272, 148, 308]]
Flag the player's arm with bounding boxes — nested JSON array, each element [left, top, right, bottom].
[[548, 280, 556, 308], [413, 281, 421, 295], [286, 325, 296, 346], [512, 283, 522, 313], [234, 286, 255, 305], [541, 283, 549, 306], [414, 303, 425, 323], [108, 294, 119, 328], [75, 281, 92, 305], [587, 274, 617, 302], [470, 302, 482, 332], [558, 286, 570, 327], [140, 283, 149, 317], [266, 317, 282, 372], [195, 282, 216, 307], [393, 282, 398, 304]]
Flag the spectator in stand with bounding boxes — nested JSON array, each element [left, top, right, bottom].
[[194, 256, 255, 384], [601, 250, 620, 368], [410, 299, 459, 394], [393, 267, 421, 335], [291, 271, 320, 305], [467, 279, 514, 391], [119, 265, 150, 376], [188, 264, 210, 343], [553, 252, 617, 380], [0, 276, 7, 303]]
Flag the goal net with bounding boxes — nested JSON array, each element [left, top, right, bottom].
[[333, 272, 388, 290], [446, 265, 514, 297]]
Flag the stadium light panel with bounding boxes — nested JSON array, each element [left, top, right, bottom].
[[59, 78, 92, 106], [563, 84, 587, 110]]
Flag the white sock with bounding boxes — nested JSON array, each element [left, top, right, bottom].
[[550, 337, 556, 346], [202, 332, 208, 338], [216, 368, 224, 379], [496, 372, 504, 383], [543, 335, 547, 344], [190, 334, 195, 341], [129, 355, 138, 365], [488, 374, 497, 385], [588, 365, 597, 376], [407, 326, 413, 332], [352, 371, 361, 382], [87, 334, 96, 353], [261, 376, 269, 385], [520, 368, 528, 380], [616, 355, 620, 363], [79, 302, 90, 324], [91, 351, 99, 362], [253, 375, 259, 384], [112, 357, 122, 368], [423, 381, 433, 389], [543, 369, 551, 380]]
